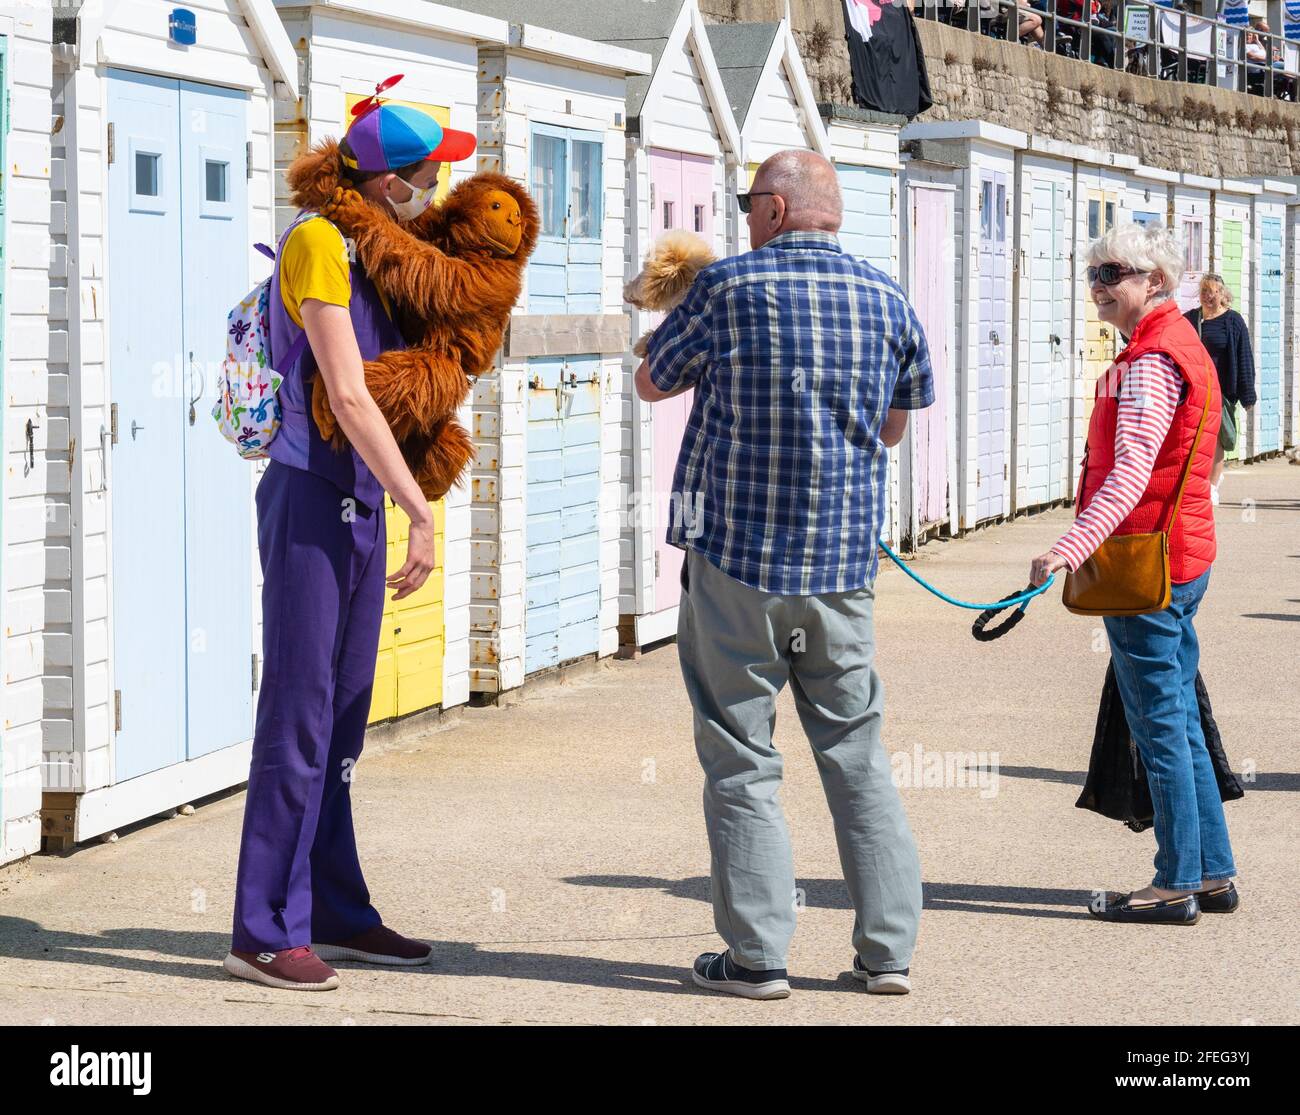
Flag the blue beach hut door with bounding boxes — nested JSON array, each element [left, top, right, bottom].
[[107, 71, 252, 781], [524, 126, 604, 673], [1258, 215, 1283, 455]]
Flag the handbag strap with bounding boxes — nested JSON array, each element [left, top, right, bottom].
[[1161, 364, 1213, 535]]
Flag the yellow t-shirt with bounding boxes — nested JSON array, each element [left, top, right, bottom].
[[278, 215, 396, 327], [278, 216, 352, 328]]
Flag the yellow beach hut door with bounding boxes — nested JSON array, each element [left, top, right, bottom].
[[1082, 190, 1118, 427], [342, 93, 448, 723]]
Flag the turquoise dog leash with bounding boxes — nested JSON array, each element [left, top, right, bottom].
[[877, 539, 1056, 641]]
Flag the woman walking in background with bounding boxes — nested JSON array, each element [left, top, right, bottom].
[[1029, 224, 1237, 926], [1184, 273, 1255, 505]]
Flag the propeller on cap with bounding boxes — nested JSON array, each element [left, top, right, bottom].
[[350, 73, 404, 118]]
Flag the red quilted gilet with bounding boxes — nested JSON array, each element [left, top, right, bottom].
[[1077, 299, 1221, 584]]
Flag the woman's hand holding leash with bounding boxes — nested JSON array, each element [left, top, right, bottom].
[[1030, 550, 1070, 587]]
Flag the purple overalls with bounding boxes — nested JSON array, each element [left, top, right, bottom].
[[231, 214, 407, 952]]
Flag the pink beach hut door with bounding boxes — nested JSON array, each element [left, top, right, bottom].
[[908, 185, 951, 529], [648, 149, 713, 613]]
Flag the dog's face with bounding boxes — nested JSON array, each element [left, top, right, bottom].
[[624, 230, 716, 311]]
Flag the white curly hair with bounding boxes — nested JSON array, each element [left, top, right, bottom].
[[1086, 222, 1185, 302]]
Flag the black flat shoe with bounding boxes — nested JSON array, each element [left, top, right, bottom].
[[1088, 891, 1201, 925], [1196, 881, 1239, 913]]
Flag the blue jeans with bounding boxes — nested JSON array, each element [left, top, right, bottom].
[[1103, 569, 1236, 891]]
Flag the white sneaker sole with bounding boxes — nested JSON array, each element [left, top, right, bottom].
[[222, 952, 339, 991], [311, 942, 432, 966], [692, 968, 790, 1000], [851, 968, 911, 995]]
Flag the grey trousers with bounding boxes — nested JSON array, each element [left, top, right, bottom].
[[677, 549, 922, 972]]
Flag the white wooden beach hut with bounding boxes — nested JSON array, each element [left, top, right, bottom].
[[43, 0, 297, 847], [433, 1, 650, 692], [1012, 138, 1080, 515], [512, 0, 740, 655], [0, 1, 53, 865], [899, 120, 1026, 533]]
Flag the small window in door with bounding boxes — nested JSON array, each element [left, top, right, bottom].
[[1087, 199, 1101, 241], [980, 180, 992, 240], [663, 201, 675, 229], [1104, 201, 1116, 232], [136, 152, 161, 197], [995, 183, 1006, 241], [205, 160, 228, 204], [693, 204, 705, 233], [1183, 220, 1202, 269], [569, 139, 602, 239], [531, 133, 567, 237]]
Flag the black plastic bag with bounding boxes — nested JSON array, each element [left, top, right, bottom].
[[1076, 661, 1245, 832]]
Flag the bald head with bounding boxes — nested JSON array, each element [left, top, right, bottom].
[[749, 150, 842, 246]]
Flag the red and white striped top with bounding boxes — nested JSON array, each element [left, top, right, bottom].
[[1053, 353, 1183, 572]]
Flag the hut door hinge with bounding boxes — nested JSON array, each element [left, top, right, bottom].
[[654, 550, 660, 577], [1004, 462, 1008, 480], [246, 141, 253, 180], [251, 653, 260, 692], [114, 690, 122, 733], [110, 402, 119, 445], [107, 122, 115, 165]]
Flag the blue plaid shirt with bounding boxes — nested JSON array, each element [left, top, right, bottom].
[[647, 230, 934, 595]]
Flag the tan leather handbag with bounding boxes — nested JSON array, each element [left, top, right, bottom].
[[1063, 377, 1211, 617]]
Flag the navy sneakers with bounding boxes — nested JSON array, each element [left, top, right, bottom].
[[692, 951, 791, 1000]]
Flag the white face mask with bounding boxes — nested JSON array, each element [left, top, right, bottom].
[[386, 174, 438, 221]]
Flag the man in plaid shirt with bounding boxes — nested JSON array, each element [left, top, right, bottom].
[[635, 150, 934, 1000]]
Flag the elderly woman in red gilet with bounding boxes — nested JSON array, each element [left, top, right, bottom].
[[1029, 223, 1236, 926]]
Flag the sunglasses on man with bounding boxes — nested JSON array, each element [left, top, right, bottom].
[[737, 191, 776, 214], [1087, 263, 1148, 286]]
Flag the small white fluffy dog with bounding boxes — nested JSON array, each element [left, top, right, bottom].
[[624, 230, 717, 357]]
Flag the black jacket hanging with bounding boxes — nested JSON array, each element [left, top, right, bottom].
[[1076, 660, 1245, 832], [841, 0, 934, 119]]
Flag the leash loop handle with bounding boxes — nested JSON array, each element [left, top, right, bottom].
[[971, 585, 1037, 642]]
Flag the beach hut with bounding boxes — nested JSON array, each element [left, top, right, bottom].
[[1213, 178, 1259, 462], [823, 103, 909, 544], [1244, 179, 1294, 459], [1171, 172, 1215, 313], [704, 18, 829, 256], [430, 2, 650, 690], [1011, 138, 1080, 514], [0, 3, 52, 865], [900, 120, 1026, 532], [273, 1, 511, 716], [42, 0, 297, 847], [495, 0, 741, 655]]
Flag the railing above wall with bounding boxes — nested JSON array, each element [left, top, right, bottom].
[[916, 0, 1300, 100]]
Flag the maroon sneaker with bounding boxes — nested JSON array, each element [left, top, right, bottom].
[[312, 924, 432, 966], [223, 946, 340, 991]]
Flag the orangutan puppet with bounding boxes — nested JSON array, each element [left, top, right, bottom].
[[285, 138, 539, 501]]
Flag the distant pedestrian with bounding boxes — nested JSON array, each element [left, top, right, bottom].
[[1184, 273, 1256, 505], [1030, 223, 1236, 926], [636, 149, 933, 999]]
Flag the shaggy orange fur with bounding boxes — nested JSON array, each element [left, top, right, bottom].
[[624, 230, 716, 357], [285, 139, 539, 500]]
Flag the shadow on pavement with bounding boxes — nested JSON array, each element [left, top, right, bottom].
[[563, 876, 1092, 920]]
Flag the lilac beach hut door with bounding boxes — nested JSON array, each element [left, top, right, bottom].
[[907, 184, 951, 530], [648, 148, 713, 615]]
